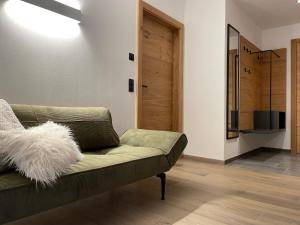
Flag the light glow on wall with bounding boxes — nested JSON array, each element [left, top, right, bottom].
[[5, 0, 80, 39]]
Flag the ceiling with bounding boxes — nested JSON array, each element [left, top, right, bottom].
[[233, 0, 300, 29]]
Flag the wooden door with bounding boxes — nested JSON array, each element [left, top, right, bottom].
[[137, 2, 184, 132], [292, 39, 300, 154], [141, 13, 173, 131], [297, 44, 300, 154]]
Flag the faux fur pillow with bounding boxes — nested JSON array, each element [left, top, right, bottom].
[[0, 99, 24, 173], [0, 99, 24, 131], [0, 121, 84, 185]]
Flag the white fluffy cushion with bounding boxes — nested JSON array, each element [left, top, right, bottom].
[[0, 99, 24, 131], [0, 121, 84, 185], [0, 99, 24, 173]]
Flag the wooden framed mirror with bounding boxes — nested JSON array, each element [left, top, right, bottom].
[[226, 24, 240, 139]]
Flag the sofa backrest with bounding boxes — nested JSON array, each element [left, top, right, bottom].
[[11, 104, 120, 151]]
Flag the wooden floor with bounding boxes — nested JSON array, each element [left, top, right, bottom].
[[7, 151, 300, 225]]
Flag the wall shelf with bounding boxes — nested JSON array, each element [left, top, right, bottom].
[[239, 36, 287, 134], [240, 129, 286, 134]]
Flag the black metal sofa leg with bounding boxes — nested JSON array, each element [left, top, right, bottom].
[[157, 173, 166, 200]]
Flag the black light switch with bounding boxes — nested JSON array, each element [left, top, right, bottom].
[[129, 79, 134, 92], [129, 53, 135, 61]]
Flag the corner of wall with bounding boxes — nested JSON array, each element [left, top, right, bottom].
[[224, 0, 265, 161], [184, 0, 226, 161]]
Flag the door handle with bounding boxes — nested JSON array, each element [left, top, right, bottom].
[[142, 85, 148, 88]]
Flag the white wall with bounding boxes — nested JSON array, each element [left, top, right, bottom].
[[144, 0, 185, 22], [0, 0, 100, 107], [87, 0, 186, 134], [2, 0, 272, 161], [226, 0, 262, 48], [184, 0, 226, 160], [0, 0, 187, 136], [0, 0, 229, 160], [142, 0, 228, 161], [260, 23, 300, 150], [0, 0, 136, 135], [82, 0, 137, 135]]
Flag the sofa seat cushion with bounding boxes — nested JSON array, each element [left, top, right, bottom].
[[0, 146, 170, 224], [68, 145, 164, 174], [11, 105, 120, 151], [0, 172, 30, 192], [0, 145, 168, 193]]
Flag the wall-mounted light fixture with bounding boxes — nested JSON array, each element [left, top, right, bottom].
[[20, 0, 81, 23], [297, 0, 300, 4], [54, 0, 80, 10], [5, 0, 81, 38]]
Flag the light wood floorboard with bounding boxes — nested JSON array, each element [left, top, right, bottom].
[[6, 153, 300, 225]]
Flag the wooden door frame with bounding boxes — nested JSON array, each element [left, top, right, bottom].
[[291, 39, 300, 155], [136, 0, 184, 132]]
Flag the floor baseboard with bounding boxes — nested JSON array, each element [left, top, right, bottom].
[[183, 147, 292, 165], [182, 155, 225, 165], [224, 148, 263, 164], [260, 147, 291, 151]]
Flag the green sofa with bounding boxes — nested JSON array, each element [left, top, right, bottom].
[[0, 105, 187, 224]]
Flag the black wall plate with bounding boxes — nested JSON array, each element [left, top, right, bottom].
[[129, 53, 135, 61], [129, 79, 134, 92]]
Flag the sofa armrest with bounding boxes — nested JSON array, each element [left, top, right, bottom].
[[120, 129, 188, 166]]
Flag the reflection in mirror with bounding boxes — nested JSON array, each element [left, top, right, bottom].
[[226, 24, 240, 139]]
